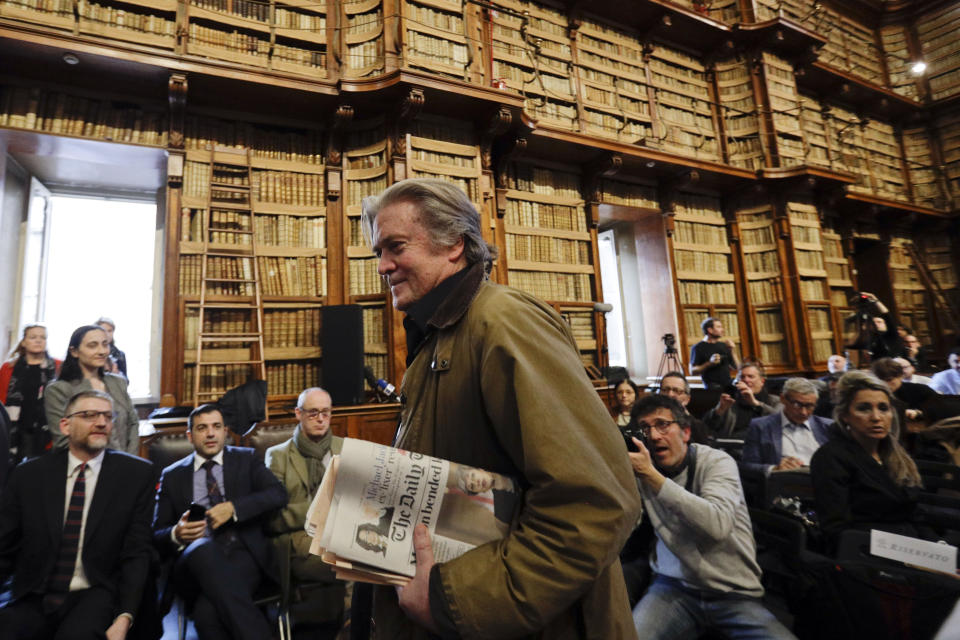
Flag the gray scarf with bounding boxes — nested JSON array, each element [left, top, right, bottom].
[[293, 425, 331, 495]]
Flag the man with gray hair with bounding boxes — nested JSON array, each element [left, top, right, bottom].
[[265, 387, 346, 638], [742, 377, 833, 476], [360, 178, 641, 639]]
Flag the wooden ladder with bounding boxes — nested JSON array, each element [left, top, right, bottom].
[[194, 147, 269, 418], [906, 242, 960, 334]]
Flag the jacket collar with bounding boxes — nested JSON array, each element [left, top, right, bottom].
[[426, 262, 487, 330]]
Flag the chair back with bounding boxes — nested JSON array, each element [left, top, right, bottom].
[[244, 422, 298, 463], [142, 427, 235, 470], [763, 469, 815, 510]]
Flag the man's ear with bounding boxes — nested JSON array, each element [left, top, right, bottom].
[[447, 237, 465, 263], [60, 417, 71, 437]]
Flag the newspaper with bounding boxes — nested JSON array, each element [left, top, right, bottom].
[[305, 438, 519, 585]]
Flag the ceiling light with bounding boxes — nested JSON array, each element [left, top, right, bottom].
[[910, 61, 926, 75], [62, 53, 80, 65]]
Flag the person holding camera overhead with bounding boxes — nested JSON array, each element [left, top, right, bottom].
[[849, 292, 907, 361], [689, 317, 739, 390]]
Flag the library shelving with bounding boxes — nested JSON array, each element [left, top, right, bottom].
[[902, 126, 945, 209], [668, 190, 742, 360], [785, 197, 835, 365], [0, 84, 168, 146], [646, 44, 720, 161], [797, 92, 834, 171], [714, 57, 763, 171], [761, 52, 804, 168], [488, 0, 578, 130], [879, 24, 919, 102], [820, 220, 855, 343], [734, 195, 793, 370], [919, 235, 960, 348], [936, 108, 960, 209], [572, 16, 652, 145], [917, 3, 960, 102], [888, 236, 934, 349], [501, 159, 594, 303], [400, 0, 472, 81], [341, 0, 385, 77]]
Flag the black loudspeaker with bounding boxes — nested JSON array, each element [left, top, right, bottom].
[[321, 304, 365, 405]]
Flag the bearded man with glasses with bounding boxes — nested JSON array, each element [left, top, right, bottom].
[[0, 389, 155, 640], [265, 387, 346, 639], [624, 394, 796, 639]]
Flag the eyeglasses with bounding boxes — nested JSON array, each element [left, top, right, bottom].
[[300, 408, 332, 419], [66, 410, 115, 422], [636, 419, 677, 437], [785, 398, 817, 411]]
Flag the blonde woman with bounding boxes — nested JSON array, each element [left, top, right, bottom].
[[810, 370, 927, 546], [0, 323, 61, 462]]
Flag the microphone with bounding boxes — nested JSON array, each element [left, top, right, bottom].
[[364, 366, 402, 403], [593, 302, 614, 313]]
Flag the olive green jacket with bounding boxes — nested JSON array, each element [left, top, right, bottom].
[[374, 263, 641, 640]]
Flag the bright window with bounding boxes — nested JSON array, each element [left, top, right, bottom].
[[598, 229, 627, 368], [41, 196, 157, 399]]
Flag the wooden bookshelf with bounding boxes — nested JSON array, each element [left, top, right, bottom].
[[919, 234, 960, 348], [936, 108, 960, 210], [820, 221, 855, 349], [572, 16, 652, 144], [341, 0, 385, 77], [902, 126, 945, 209], [399, 0, 472, 81], [668, 0, 738, 24], [879, 24, 919, 102], [888, 236, 934, 349], [646, 44, 720, 161], [0, 84, 167, 146], [761, 53, 804, 168], [715, 57, 763, 170], [917, 3, 960, 102], [734, 195, 793, 370], [668, 190, 742, 360], [501, 160, 595, 303]]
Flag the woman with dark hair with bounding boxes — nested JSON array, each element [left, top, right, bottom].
[[0, 323, 61, 462], [612, 378, 640, 427], [810, 370, 928, 547], [44, 325, 139, 454]]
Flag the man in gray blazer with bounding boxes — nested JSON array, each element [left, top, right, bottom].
[[742, 377, 833, 476]]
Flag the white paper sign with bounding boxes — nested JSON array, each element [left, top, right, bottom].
[[870, 529, 957, 574]]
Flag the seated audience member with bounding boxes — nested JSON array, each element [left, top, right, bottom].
[[152, 404, 287, 640], [0, 390, 155, 640], [914, 417, 960, 466], [612, 378, 640, 427], [742, 377, 832, 476], [264, 388, 346, 638], [703, 361, 781, 440], [931, 348, 960, 395], [895, 356, 933, 387], [904, 333, 931, 371], [872, 357, 937, 423], [810, 371, 930, 547], [819, 354, 847, 383], [657, 371, 709, 444], [0, 323, 61, 463], [689, 317, 739, 390], [626, 395, 795, 639], [96, 317, 127, 379], [45, 325, 139, 455]]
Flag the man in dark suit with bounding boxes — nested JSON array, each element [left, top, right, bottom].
[[152, 404, 286, 640], [0, 389, 155, 640], [742, 377, 833, 476]]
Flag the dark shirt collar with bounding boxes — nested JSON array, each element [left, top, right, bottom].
[[403, 266, 472, 365]]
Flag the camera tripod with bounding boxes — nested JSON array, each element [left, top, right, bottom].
[[656, 335, 685, 384]]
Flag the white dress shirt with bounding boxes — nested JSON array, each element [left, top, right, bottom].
[[779, 412, 820, 466]]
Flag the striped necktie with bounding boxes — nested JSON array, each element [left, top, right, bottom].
[[203, 459, 223, 506], [44, 462, 86, 612]]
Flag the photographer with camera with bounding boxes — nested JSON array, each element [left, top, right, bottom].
[[703, 361, 781, 441], [689, 317, 739, 390], [623, 395, 795, 639], [848, 292, 906, 361]]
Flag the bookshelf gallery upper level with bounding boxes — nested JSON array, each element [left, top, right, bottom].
[[1, 0, 959, 214]]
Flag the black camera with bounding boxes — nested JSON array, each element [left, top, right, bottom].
[[622, 426, 647, 452]]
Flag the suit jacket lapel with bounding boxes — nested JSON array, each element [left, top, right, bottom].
[[45, 451, 68, 547], [289, 445, 310, 492], [770, 419, 783, 462]]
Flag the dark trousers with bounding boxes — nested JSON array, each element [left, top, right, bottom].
[[0, 587, 115, 640], [175, 537, 272, 640]]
